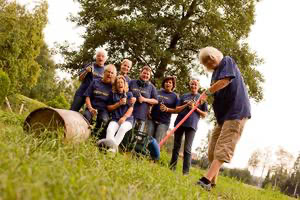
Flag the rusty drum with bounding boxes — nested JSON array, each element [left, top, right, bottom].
[[24, 107, 91, 143]]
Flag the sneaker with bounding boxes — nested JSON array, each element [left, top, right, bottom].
[[211, 183, 216, 188], [196, 177, 212, 191]]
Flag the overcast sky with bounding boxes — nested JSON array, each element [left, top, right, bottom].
[[17, 0, 300, 171]]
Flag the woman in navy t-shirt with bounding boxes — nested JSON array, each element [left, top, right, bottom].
[[147, 76, 180, 142], [170, 79, 208, 175], [105, 75, 135, 147], [119, 59, 132, 83]]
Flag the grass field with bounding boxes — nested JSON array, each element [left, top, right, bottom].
[[0, 109, 294, 200]]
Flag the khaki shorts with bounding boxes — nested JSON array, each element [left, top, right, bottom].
[[208, 118, 247, 163]]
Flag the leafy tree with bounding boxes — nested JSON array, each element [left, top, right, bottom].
[[195, 131, 210, 169], [0, 0, 48, 93], [248, 149, 262, 175], [292, 152, 300, 197], [260, 147, 273, 180], [59, 0, 264, 100], [22, 42, 75, 105]]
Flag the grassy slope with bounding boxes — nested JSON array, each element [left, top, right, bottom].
[[0, 109, 293, 200]]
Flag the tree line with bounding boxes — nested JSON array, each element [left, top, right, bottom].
[[0, 0, 75, 110]]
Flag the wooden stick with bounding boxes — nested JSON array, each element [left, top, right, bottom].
[[5, 97, 12, 112]]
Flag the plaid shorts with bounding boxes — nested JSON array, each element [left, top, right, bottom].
[[208, 118, 247, 163]]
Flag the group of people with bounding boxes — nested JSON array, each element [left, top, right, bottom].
[[70, 46, 251, 191]]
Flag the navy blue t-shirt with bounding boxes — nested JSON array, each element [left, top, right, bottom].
[[129, 80, 158, 121], [211, 56, 251, 124], [124, 75, 131, 83], [174, 93, 208, 131], [83, 80, 112, 111], [108, 91, 134, 124], [75, 62, 105, 96], [151, 89, 180, 125]]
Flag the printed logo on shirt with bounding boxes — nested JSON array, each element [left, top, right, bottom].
[[158, 95, 169, 101], [93, 90, 109, 96]]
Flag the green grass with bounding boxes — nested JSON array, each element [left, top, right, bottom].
[[0, 109, 294, 200]]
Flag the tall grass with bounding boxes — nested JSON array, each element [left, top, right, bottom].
[[0, 110, 294, 200]]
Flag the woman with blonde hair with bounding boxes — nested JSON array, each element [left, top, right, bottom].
[[119, 59, 132, 83], [101, 75, 135, 150]]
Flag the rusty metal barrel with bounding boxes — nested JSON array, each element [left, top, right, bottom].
[[24, 107, 91, 143]]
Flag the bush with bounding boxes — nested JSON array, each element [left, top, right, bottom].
[[48, 93, 70, 109], [0, 70, 10, 106]]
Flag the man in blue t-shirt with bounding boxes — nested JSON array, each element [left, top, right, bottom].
[[169, 79, 208, 175], [83, 64, 116, 138], [196, 47, 251, 191], [129, 66, 158, 132], [70, 48, 108, 112]]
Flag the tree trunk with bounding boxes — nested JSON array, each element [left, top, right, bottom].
[[294, 181, 299, 197]]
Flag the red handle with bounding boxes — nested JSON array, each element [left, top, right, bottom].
[[159, 94, 204, 147]]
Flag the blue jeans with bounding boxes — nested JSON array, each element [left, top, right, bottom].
[[70, 95, 85, 112], [170, 126, 196, 174], [146, 120, 169, 143]]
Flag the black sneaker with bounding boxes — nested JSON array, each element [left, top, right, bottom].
[[196, 177, 212, 191]]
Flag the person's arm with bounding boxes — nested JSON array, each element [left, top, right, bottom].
[[118, 106, 134, 125], [174, 103, 189, 113], [107, 96, 127, 111], [206, 78, 231, 94], [138, 96, 158, 105], [79, 65, 92, 81], [85, 97, 97, 116], [195, 107, 208, 118], [107, 101, 121, 112], [201, 78, 231, 101], [160, 104, 177, 113]]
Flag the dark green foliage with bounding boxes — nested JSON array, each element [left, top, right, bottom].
[[47, 93, 70, 109], [59, 0, 264, 101], [0, 69, 10, 106], [0, 0, 48, 93], [22, 42, 75, 105], [222, 167, 253, 185]]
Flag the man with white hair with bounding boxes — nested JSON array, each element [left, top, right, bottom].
[[197, 47, 251, 191], [70, 48, 108, 111]]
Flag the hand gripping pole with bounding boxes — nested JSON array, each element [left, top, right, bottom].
[[159, 94, 204, 148]]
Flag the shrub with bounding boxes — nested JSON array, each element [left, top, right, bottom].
[[0, 70, 10, 106], [47, 93, 70, 109]]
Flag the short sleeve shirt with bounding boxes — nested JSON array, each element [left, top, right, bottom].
[[75, 62, 105, 96], [211, 56, 251, 124], [108, 91, 134, 124], [174, 93, 208, 131], [151, 89, 180, 125], [83, 79, 112, 111], [129, 80, 158, 121]]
